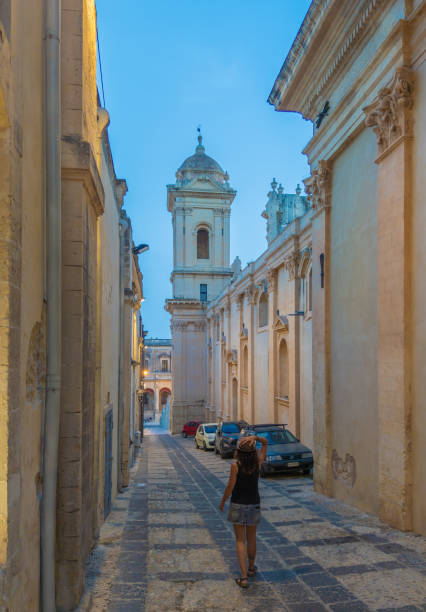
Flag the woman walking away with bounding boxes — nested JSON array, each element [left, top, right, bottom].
[[219, 435, 268, 588]]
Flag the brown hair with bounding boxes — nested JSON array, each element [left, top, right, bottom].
[[236, 447, 258, 475]]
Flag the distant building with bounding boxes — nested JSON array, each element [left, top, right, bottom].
[[143, 339, 172, 422]]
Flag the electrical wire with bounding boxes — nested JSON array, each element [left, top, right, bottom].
[[96, 5, 106, 108]]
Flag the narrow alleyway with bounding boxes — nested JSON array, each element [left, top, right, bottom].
[[86, 431, 426, 612]]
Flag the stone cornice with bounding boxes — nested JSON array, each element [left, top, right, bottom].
[[268, 0, 331, 109], [269, 0, 386, 119], [62, 136, 105, 217]]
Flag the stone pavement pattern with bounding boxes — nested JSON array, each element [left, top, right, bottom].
[[86, 430, 426, 611]]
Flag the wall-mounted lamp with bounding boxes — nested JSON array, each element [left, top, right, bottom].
[[133, 243, 149, 255]]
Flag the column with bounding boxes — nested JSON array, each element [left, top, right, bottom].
[[210, 311, 216, 413], [247, 279, 256, 424], [154, 384, 160, 423], [267, 267, 278, 422], [213, 209, 223, 267], [364, 68, 414, 530], [284, 249, 301, 438], [304, 159, 332, 496]]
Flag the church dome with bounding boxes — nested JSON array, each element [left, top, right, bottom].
[[176, 135, 227, 183]]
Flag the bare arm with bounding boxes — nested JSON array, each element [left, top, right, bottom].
[[255, 435, 268, 467], [219, 462, 238, 511]]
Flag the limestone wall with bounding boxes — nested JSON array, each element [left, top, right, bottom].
[[99, 137, 121, 513], [411, 50, 426, 535], [329, 128, 379, 514], [0, 1, 45, 610]]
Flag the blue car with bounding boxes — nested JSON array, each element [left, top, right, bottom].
[[240, 424, 314, 477]]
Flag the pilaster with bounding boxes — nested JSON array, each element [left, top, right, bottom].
[[304, 159, 332, 497], [363, 67, 415, 531], [247, 283, 256, 424], [267, 268, 278, 423]]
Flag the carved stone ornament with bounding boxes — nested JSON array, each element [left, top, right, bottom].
[[363, 68, 414, 158], [171, 319, 188, 331], [266, 267, 278, 292], [303, 160, 331, 212], [331, 449, 356, 488], [246, 286, 256, 305], [284, 252, 300, 281]]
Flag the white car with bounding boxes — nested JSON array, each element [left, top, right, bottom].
[[195, 423, 218, 451]]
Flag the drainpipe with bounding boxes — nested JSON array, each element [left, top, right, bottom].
[[41, 0, 61, 610], [117, 213, 128, 492]]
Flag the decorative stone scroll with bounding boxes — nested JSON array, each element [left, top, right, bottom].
[[284, 252, 300, 281], [363, 68, 414, 158], [303, 159, 331, 212]]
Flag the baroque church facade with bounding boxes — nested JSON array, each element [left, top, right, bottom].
[[167, 0, 426, 539]]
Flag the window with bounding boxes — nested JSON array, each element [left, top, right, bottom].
[[216, 315, 220, 341], [161, 359, 168, 372], [308, 267, 313, 312], [320, 253, 325, 289], [222, 423, 240, 434], [144, 359, 149, 370], [279, 339, 289, 398], [242, 345, 248, 387], [200, 283, 207, 302], [258, 293, 268, 327], [197, 228, 209, 259]]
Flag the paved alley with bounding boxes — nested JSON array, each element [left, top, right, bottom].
[[86, 431, 426, 611]]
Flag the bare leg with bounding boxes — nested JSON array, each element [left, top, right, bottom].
[[246, 525, 257, 572], [233, 524, 248, 579]]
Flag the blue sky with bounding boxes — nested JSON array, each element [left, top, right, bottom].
[[96, 0, 312, 338]]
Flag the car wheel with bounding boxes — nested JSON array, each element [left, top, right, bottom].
[[182, 432, 187, 438], [220, 445, 226, 459], [215, 446, 219, 455], [203, 442, 207, 451], [194, 439, 198, 448]]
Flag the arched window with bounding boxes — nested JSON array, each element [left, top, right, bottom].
[[197, 228, 209, 259], [242, 345, 248, 387], [308, 267, 313, 312], [279, 339, 289, 398], [258, 293, 268, 327]]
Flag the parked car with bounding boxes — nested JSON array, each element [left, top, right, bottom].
[[181, 420, 200, 438], [240, 424, 314, 477], [195, 423, 218, 450], [215, 421, 242, 458]]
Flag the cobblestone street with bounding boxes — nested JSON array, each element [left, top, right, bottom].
[[86, 430, 426, 611]]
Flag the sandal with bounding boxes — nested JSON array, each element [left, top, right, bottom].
[[247, 565, 257, 577], [235, 577, 249, 589]]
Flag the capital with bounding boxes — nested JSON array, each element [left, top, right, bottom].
[[266, 267, 278, 292], [303, 159, 331, 212], [284, 252, 300, 281], [363, 67, 415, 159]]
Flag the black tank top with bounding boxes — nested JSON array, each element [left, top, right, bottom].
[[231, 463, 260, 505]]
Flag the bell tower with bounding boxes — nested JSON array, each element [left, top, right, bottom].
[[165, 134, 236, 433]]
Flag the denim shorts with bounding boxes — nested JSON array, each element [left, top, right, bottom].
[[227, 502, 261, 526]]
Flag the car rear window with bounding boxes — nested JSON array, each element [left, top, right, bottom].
[[204, 425, 217, 433], [254, 430, 298, 444], [223, 423, 240, 433]]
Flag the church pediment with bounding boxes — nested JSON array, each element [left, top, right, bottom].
[[184, 175, 231, 193], [274, 310, 289, 332]]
